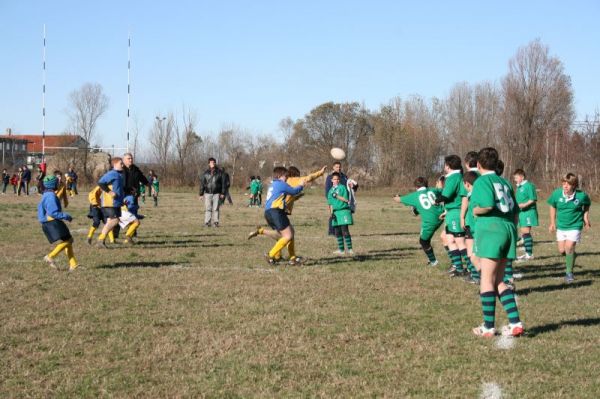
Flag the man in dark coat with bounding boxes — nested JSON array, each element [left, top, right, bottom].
[[199, 157, 225, 227]]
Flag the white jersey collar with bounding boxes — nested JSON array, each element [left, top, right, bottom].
[[446, 169, 461, 177]]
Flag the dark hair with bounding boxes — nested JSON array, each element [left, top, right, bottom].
[[250, 175, 255, 180], [477, 147, 499, 171], [287, 166, 301, 178], [413, 177, 428, 188], [257, 176, 261, 180], [465, 151, 479, 168], [273, 166, 288, 179], [331, 172, 341, 179], [333, 161, 342, 167], [513, 168, 526, 177], [463, 171, 479, 186], [208, 157, 216, 163], [495, 160, 505, 176], [437, 175, 446, 183], [444, 155, 462, 171]]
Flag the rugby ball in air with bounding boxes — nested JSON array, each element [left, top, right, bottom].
[[330, 147, 346, 160]]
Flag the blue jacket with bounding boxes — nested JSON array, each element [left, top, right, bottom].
[[38, 190, 71, 223], [265, 179, 303, 211], [98, 169, 125, 207]]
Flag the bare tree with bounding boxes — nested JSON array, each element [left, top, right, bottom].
[[67, 83, 109, 179], [174, 108, 202, 185], [149, 113, 175, 178], [501, 39, 574, 176]]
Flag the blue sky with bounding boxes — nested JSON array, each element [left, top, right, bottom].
[[0, 1, 598, 147]]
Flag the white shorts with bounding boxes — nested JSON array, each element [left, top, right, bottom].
[[119, 210, 138, 229], [556, 229, 581, 243]]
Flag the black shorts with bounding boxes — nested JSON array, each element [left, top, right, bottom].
[[445, 226, 466, 238], [464, 226, 473, 240], [88, 206, 105, 227], [264, 208, 290, 231], [102, 207, 121, 219], [42, 220, 72, 243]]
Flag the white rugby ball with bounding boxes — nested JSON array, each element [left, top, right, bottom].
[[330, 147, 346, 160]]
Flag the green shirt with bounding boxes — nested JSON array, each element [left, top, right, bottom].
[[515, 180, 537, 211], [328, 184, 350, 211], [470, 172, 517, 225], [400, 188, 444, 226], [250, 180, 260, 195], [547, 188, 591, 230], [441, 170, 464, 211]]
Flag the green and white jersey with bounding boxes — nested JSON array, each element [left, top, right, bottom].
[[547, 188, 591, 230], [515, 180, 537, 211], [441, 170, 464, 211], [400, 187, 444, 226], [470, 171, 517, 225]]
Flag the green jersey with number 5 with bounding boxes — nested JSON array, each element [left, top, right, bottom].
[[400, 188, 444, 226], [470, 172, 517, 224]]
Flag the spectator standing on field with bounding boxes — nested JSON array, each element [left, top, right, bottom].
[[67, 167, 79, 195], [122, 153, 149, 205], [18, 165, 31, 196], [199, 157, 225, 227], [2, 169, 10, 194]]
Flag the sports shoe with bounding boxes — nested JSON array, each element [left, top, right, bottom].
[[247, 228, 260, 240], [472, 324, 496, 338], [264, 253, 280, 265], [428, 260, 439, 267], [565, 273, 575, 283], [68, 264, 79, 272], [346, 249, 354, 255], [501, 322, 524, 337], [504, 279, 515, 291], [333, 250, 344, 256], [213, 222, 219, 227], [43, 255, 57, 269], [288, 256, 305, 266], [516, 238, 524, 247], [123, 237, 135, 245], [95, 240, 108, 249], [447, 265, 457, 274], [449, 269, 467, 278], [515, 253, 534, 262], [463, 275, 480, 284]]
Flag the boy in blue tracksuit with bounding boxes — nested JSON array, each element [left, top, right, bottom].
[[96, 157, 125, 247], [263, 166, 305, 264], [38, 175, 78, 271]]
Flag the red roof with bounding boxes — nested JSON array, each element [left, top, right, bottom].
[[0, 134, 86, 154]]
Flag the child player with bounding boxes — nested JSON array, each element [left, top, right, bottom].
[[38, 175, 79, 271], [263, 167, 305, 264], [328, 172, 354, 255], [513, 169, 538, 261], [462, 171, 481, 284], [470, 147, 523, 337], [496, 160, 516, 289], [119, 190, 143, 244], [96, 157, 125, 248], [395, 177, 444, 266], [248, 166, 326, 265], [86, 186, 115, 245], [547, 173, 591, 283], [436, 155, 467, 277], [460, 151, 480, 281]]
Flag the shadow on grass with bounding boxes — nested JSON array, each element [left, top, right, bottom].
[[520, 269, 600, 281], [356, 232, 415, 237], [514, 262, 565, 273], [576, 251, 600, 257], [366, 247, 420, 254], [517, 280, 592, 297], [308, 252, 416, 265], [148, 233, 225, 238], [139, 239, 205, 245], [138, 243, 236, 249], [97, 261, 189, 269], [527, 317, 600, 338]]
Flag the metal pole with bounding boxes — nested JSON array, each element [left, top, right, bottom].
[[42, 24, 46, 163], [126, 32, 131, 153]]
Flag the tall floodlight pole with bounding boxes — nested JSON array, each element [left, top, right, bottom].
[[42, 24, 46, 162], [127, 32, 131, 153]]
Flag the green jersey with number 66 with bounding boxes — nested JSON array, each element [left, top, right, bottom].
[[400, 188, 444, 226], [470, 172, 517, 223]]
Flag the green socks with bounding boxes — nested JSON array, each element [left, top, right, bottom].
[[424, 247, 437, 263], [566, 253, 575, 274], [450, 250, 464, 272], [344, 235, 353, 250], [523, 233, 533, 256], [481, 291, 496, 329], [336, 235, 345, 251], [504, 259, 514, 282], [499, 289, 521, 324]]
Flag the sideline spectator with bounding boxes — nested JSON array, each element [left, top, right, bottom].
[[67, 167, 79, 195], [199, 157, 225, 227], [2, 169, 9, 194]]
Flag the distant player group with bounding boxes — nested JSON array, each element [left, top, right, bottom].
[[36, 146, 590, 338]]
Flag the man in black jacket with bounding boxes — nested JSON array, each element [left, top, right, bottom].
[[123, 153, 149, 201], [199, 157, 225, 227]]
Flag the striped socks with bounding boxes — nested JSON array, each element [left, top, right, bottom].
[[480, 291, 496, 329], [499, 289, 521, 324], [450, 250, 464, 272], [522, 233, 533, 256]]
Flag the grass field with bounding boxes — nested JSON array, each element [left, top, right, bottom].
[[1, 189, 599, 398]]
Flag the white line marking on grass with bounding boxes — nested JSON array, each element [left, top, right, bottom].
[[481, 382, 503, 399], [73, 228, 88, 233], [495, 334, 516, 350]]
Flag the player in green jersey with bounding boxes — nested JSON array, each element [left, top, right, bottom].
[[460, 151, 481, 282], [470, 147, 524, 338], [436, 155, 467, 277], [547, 173, 591, 283], [513, 169, 538, 261], [395, 177, 444, 266], [461, 171, 480, 284]]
